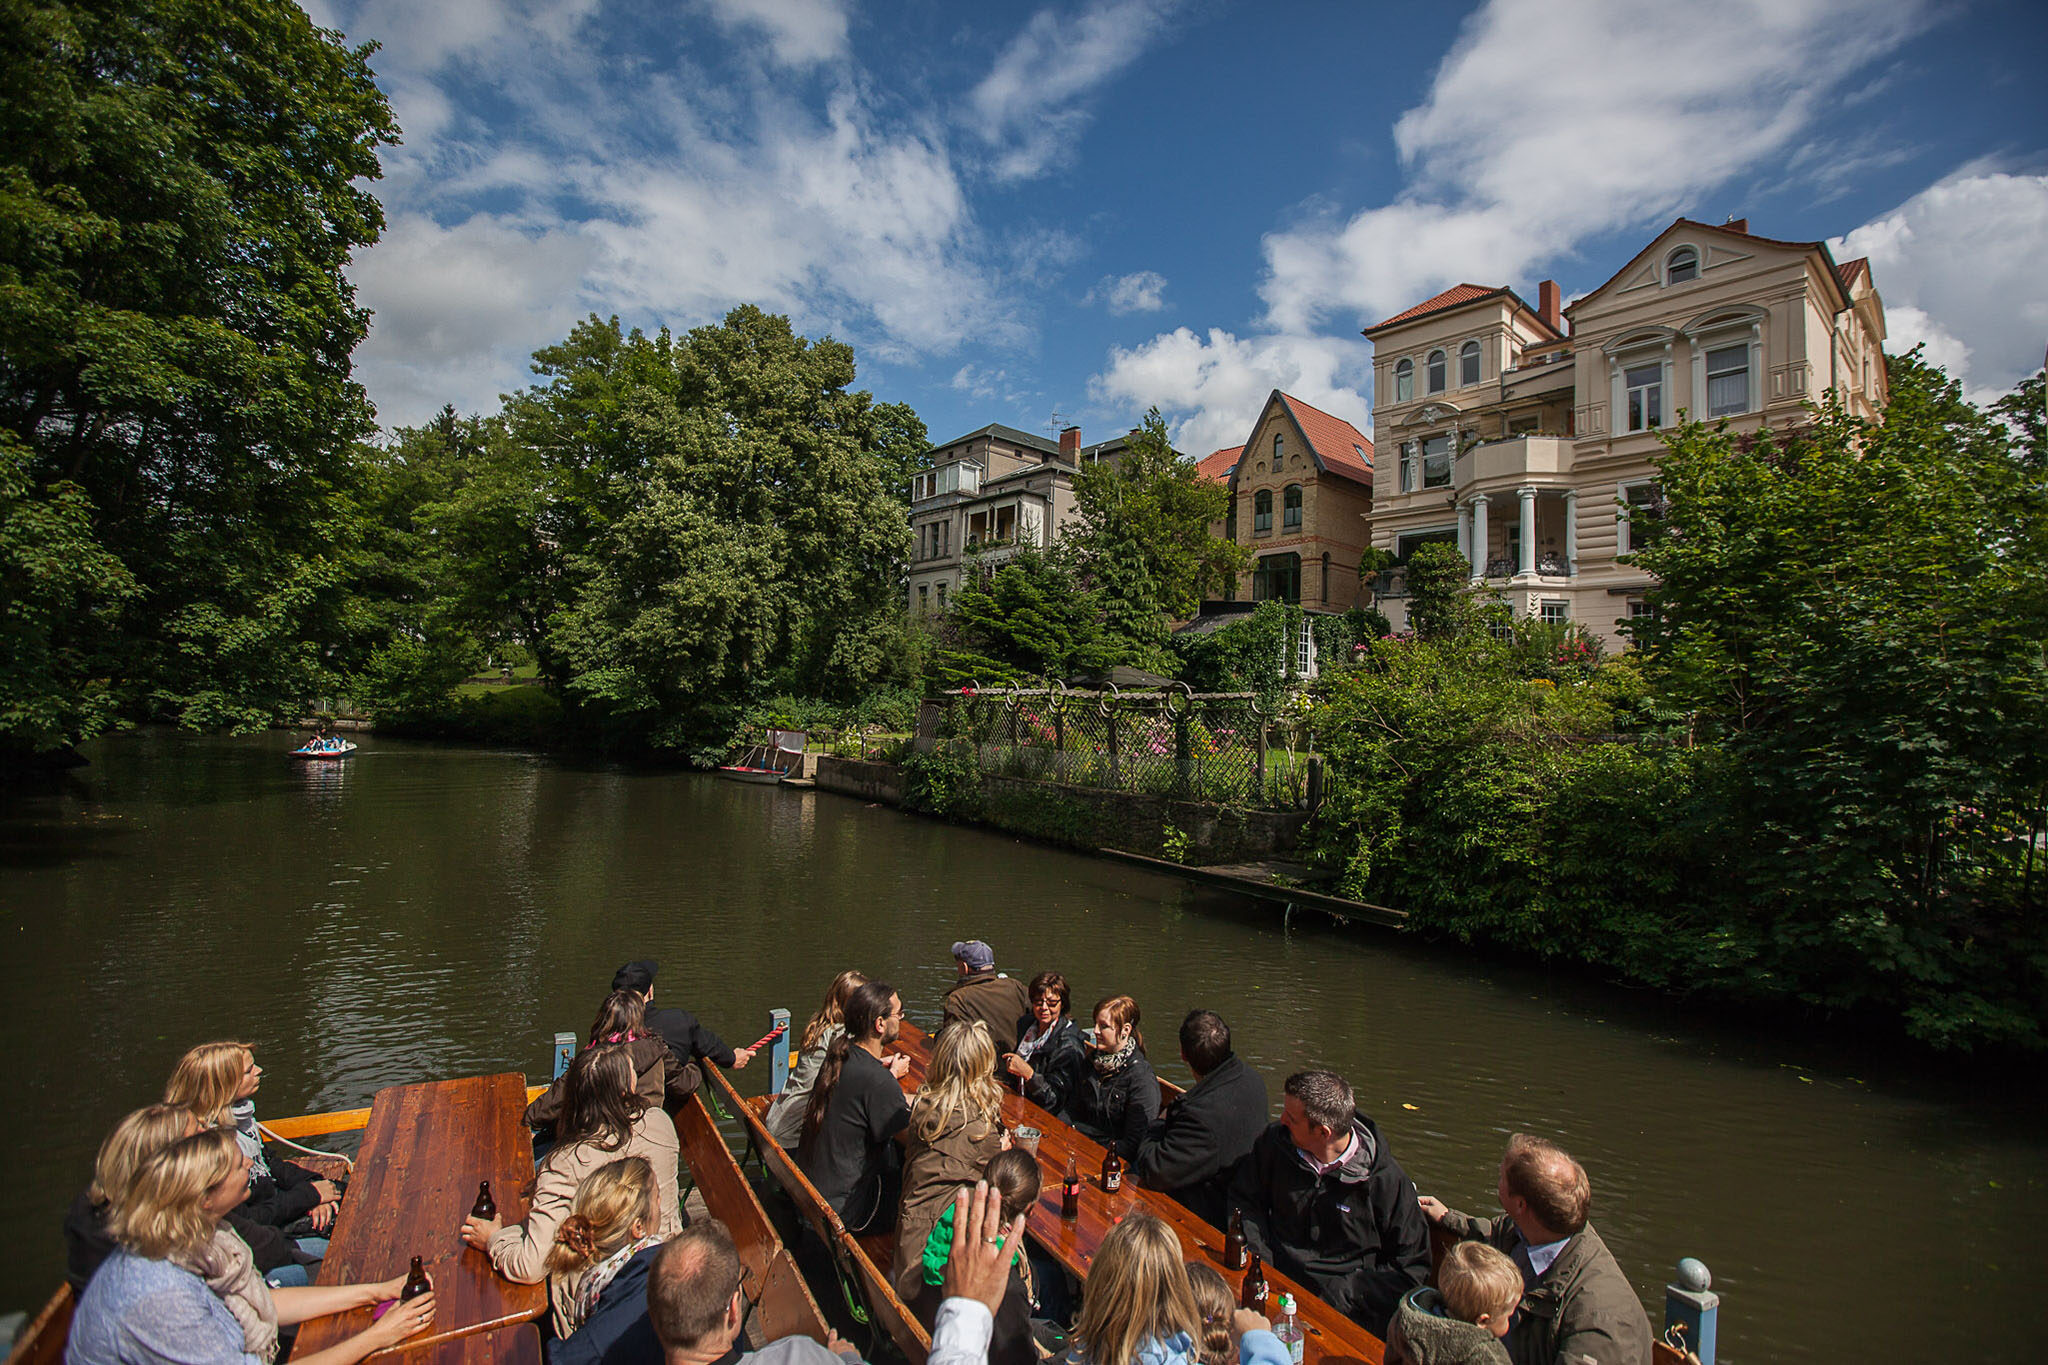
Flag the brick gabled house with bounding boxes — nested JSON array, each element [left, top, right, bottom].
[[1204, 390, 1375, 608]]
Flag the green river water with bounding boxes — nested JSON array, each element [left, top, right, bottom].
[[2, 731, 2042, 1361]]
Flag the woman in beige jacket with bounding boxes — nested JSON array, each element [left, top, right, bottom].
[[462, 1045, 681, 1283], [889, 1020, 1007, 1298]]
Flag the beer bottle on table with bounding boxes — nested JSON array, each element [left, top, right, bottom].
[[1061, 1154, 1081, 1219], [1100, 1148, 1123, 1193], [471, 1181, 496, 1220], [1223, 1209, 1248, 1270], [1240, 1253, 1267, 1312], [400, 1257, 430, 1301]]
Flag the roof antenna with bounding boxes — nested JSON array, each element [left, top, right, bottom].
[[1045, 408, 1068, 438]]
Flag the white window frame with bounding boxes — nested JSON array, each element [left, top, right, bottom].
[[1539, 599, 1568, 624], [1394, 358, 1413, 402], [1459, 339, 1481, 387], [1685, 311, 1764, 421], [1624, 362, 1664, 432], [1665, 246, 1699, 285], [1421, 433, 1453, 489], [1426, 349, 1446, 394], [1616, 478, 1662, 555], [1399, 441, 1418, 493]]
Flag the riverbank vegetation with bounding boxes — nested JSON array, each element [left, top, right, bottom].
[[1307, 357, 2048, 1050]]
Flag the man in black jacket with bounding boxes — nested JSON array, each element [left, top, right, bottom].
[[1133, 1010, 1269, 1227], [613, 959, 757, 1087], [1227, 1069, 1429, 1340]]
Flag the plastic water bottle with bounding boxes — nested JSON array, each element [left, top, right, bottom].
[[1274, 1293, 1304, 1365]]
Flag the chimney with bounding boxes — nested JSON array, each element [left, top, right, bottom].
[[1723, 216, 1748, 235], [1059, 426, 1081, 461], [1538, 279, 1562, 334]]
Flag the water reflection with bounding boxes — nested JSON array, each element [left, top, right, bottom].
[[1, 731, 2043, 1362]]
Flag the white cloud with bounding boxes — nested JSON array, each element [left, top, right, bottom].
[[349, 212, 599, 422], [1086, 270, 1168, 315], [1091, 329, 1372, 457], [1831, 171, 2048, 402], [1096, 0, 1929, 457], [1260, 0, 1928, 333], [324, 0, 1021, 428], [951, 364, 1006, 399], [968, 0, 1182, 182], [699, 0, 850, 68]]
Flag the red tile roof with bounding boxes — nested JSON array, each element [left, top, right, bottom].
[[1366, 283, 1504, 334], [1836, 256, 1869, 291], [1277, 393, 1373, 483], [1195, 445, 1242, 484]]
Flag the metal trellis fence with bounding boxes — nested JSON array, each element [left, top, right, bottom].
[[931, 685, 1317, 809]]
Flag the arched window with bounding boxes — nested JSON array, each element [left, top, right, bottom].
[[1283, 483, 1302, 530], [1459, 340, 1481, 386], [1427, 349, 1446, 393], [1253, 488, 1273, 533], [1666, 246, 1699, 284], [1394, 358, 1414, 402]]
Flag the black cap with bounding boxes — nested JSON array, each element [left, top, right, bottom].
[[612, 959, 657, 993]]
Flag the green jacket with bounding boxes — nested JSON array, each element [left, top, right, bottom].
[[1434, 1212, 1651, 1365]]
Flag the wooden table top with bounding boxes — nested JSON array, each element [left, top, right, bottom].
[[889, 1022, 1382, 1365], [291, 1074, 546, 1360], [391, 1323, 541, 1365]]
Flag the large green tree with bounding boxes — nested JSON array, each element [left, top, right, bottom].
[[1627, 353, 2048, 1045], [1068, 408, 1248, 660], [544, 307, 921, 751], [0, 0, 398, 751]]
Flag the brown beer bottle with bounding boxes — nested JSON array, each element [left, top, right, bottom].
[[1100, 1148, 1123, 1193], [1223, 1209, 1248, 1270], [471, 1181, 496, 1220], [1060, 1154, 1081, 1219], [1240, 1253, 1268, 1312], [400, 1256, 430, 1302]]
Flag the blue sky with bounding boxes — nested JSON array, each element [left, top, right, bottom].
[[311, 0, 2048, 456]]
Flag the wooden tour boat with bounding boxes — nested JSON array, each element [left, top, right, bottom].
[[5, 1014, 1708, 1365]]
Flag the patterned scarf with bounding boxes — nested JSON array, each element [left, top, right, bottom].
[[179, 1225, 279, 1361], [228, 1100, 272, 1183], [1091, 1034, 1139, 1077], [570, 1235, 663, 1329]]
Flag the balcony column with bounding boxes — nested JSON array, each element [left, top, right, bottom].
[[1564, 489, 1578, 575], [1456, 501, 1471, 564], [1469, 495, 1489, 581], [1518, 486, 1537, 577]]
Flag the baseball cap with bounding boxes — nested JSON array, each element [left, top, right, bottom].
[[951, 940, 994, 971]]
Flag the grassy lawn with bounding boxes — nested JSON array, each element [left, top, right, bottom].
[[452, 663, 543, 697]]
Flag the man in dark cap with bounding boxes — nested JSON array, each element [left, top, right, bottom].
[[613, 959, 756, 1098], [938, 940, 1030, 1055]]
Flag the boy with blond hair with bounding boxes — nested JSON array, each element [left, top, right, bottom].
[[1383, 1241, 1521, 1365]]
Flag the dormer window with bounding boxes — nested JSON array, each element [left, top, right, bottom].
[[1459, 340, 1481, 387], [1666, 246, 1699, 285], [1426, 349, 1446, 394], [1394, 358, 1413, 402]]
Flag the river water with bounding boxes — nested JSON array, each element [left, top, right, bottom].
[[2, 731, 2042, 1360]]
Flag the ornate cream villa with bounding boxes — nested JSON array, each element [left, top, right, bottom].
[[905, 423, 1139, 614], [1365, 218, 1888, 643]]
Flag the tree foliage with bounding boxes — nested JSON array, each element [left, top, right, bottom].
[[0, 0, 398, 751]]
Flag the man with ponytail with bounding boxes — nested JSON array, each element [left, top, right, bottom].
[[797, 981, 910, 1234]]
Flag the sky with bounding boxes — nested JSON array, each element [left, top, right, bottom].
[[308, 0, 2048, 458]]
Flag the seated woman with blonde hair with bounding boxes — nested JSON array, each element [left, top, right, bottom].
[[889, 1019, 1007, 1298], [1058, 1212, 1286, 1365], [766, 970, 867, 1149], [65, 1105, 317, 1292], [544, 1157, 667, 1365], [164, 1042, 339, 1240], [68, 1129, 434, 1365], [461, 1044, 681, 1282]]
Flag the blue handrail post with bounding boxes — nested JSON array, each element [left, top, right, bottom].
[[1664, 1258, 1718, 1365], [770, 1008, 792, 1097], [553, 1031, 577, 1081]]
